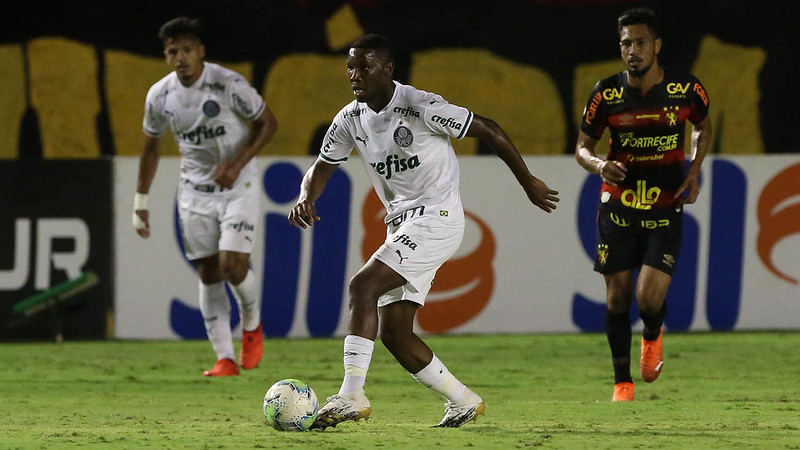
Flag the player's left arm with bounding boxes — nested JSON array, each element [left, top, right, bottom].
[[675, 114, 712, 205], [466, 114, 559, 213], [214, 104, 278, 188]]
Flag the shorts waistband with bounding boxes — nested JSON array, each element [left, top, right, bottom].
[[386, 205, 426, 227], [182, 179, 229, 193]]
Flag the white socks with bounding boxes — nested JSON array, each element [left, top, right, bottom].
[[198, 281, 234, 361], [412, 354, 467, 403], [335, 338, 473, 405], [229, 269, 261, 331], [339, 335, 375, 395]]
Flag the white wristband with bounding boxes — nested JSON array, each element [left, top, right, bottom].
[[597, 160, 607, 174], [134, 193, 148, 210]]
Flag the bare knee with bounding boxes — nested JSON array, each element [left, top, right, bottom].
[[635, 269, 671, 314], [219, 262, 246, 284], [636, 287, 663, 315], [348, 272, 380, 309], [194, 256, 221, 284], [219, 252, 249, 285]]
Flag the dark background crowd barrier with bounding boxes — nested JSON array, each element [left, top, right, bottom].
[[0, 160, 112, 340], [0, 0, 798, 159]]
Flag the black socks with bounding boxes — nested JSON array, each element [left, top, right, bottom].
[[606, 309, 633, 384], [640, 302, 667, 341]]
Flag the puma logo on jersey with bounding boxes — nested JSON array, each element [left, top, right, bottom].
[[180, 125, 227, 145], [370, 154, 421, 180], [395, 250, 408, 264], [355, 135, 368, 146]]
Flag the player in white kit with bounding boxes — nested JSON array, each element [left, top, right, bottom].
[[288, 34, 559, 428], [133, 17, 278, 377]]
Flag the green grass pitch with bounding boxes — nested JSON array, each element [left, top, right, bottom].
[[1, 332, 798, 449]]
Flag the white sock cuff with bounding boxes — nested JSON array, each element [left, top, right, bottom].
[[199, 280, 226, 297], [412, 354, 443, 380], [343, 335, 375, 370], [412, 354, 467, 402], [230, 269, 260, 331], [344, 334, 375, 352], [232, 269, 256, 289]]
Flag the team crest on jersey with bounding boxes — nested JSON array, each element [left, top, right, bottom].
[[597, 244, 609, 265], [662, 253, 675, 268], [663, 106, 679, 126], [393, 126, 413, 147], [202, 100, 220, 118]]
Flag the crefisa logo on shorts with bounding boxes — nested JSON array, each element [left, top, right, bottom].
[[227, 220, 255, 233], [392, 233, 418, 250]]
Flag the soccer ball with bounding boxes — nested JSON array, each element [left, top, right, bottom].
[[263, 379, 319, 431]]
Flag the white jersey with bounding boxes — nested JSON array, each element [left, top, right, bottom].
[[320, 81, 473, 224], [143, 62, 265, 194]]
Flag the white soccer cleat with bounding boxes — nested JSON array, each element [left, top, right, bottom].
[[434, 388, 485, 428], [311, 388, 371, 430]]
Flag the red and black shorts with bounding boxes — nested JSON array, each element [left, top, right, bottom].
[[593, 209, 682, 276]]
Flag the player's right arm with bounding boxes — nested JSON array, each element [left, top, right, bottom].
[[466, 114, 559, 213], [289, 108, 355, 229], [136, 82, 170, 238], [575, 130, 626, 187], [288, 159, 338, 229], [575, 80, 626, 186], [134, 135, 161, 238]]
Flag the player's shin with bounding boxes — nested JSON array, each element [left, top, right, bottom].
[[339, 335, 375, 394], [640, 301, 667, 341], [230, 269, 260, 331], [606, 309, 633, 383], [199, 281, 235, 361]]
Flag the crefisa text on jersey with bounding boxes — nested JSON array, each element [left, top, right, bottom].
[[393, 106, 420, 118], [370, 154, 421, 180], [179, 125, 227, 145], [430, 115, 462, 130]]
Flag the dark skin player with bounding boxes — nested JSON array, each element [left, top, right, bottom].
[[289, 44, 559, 374]]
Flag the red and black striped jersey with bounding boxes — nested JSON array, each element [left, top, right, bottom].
[[580, 70, 710, 217]]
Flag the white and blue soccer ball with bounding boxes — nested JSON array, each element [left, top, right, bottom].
[[263, 379, 319, 431]]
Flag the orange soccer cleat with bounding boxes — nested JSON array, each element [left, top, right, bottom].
[[239, 324, 263, 370], [640, 327, 664, 382], [203, 358, 240, 377], [612, 382, 635, 401]]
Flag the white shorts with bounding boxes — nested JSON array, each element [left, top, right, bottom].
[[374, 212, 464, 308], [177, 184, 258, 261]]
